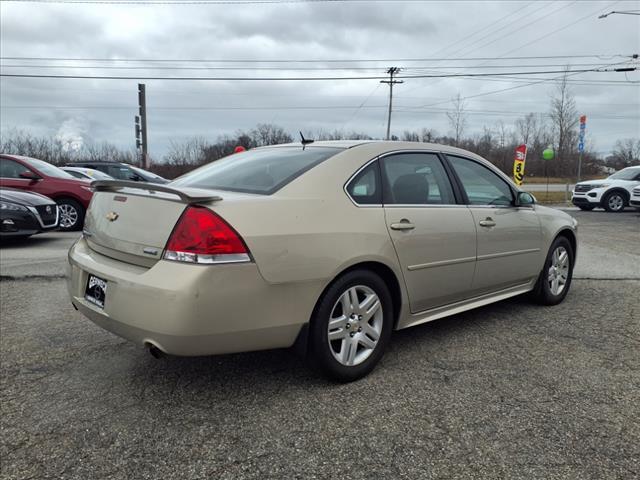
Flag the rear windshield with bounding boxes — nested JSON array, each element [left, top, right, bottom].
[[23, 158, 75, 179], [171, 146, 343, 194]]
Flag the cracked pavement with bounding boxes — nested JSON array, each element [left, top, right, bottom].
[[1, 209, 638, 479]]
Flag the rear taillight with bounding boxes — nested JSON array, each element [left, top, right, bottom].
[[163, 206, 251, 264]]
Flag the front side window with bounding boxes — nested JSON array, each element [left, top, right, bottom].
[[172, 146, 343, 195], [106, 165, 135, 180], [381, 153, 455, 205], [447, 155, 513, 206], [0, 158, 31, 179], [346, 162, 381, 205]]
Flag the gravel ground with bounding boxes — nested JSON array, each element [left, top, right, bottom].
[[1, 210, 638, 479]]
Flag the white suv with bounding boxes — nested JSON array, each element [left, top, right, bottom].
[[572, 166, 640, 212], [630, 185, 640, 211]]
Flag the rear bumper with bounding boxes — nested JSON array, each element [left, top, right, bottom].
[[67, 237, 313, 356]]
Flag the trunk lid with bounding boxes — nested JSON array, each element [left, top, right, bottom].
[[83, 181, 223, 267]]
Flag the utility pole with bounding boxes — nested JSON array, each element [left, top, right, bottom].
[[381, 67, 403, 141], [137, 83, 149, 169]]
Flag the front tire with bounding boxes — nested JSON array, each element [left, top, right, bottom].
[[532, 236, 574, 306], [602, 191, 626, 212], [309, 270, 393, 382], [56, 198, 85, 231]]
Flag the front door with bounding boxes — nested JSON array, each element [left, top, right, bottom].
[[380, 152, 477, 313], [0, 158, 36, 191], [447, 155, 542, 295]]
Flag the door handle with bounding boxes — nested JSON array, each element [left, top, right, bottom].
[[390, 220, 415, 231], [479, 217, 496, 228]]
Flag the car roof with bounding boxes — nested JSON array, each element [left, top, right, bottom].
[[261, 140, 489, 160], [68, 161, 128, 165]]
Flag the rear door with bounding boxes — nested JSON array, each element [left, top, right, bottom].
[[446, 155, 542, 295], [379, 152, 477, 313]]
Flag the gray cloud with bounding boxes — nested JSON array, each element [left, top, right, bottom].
[[1, 0, 638, 158]]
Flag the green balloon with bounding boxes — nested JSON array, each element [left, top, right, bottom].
[[542, 148, 555, 161]]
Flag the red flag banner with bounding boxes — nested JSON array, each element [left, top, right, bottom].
[[512, 144, 528, 186]]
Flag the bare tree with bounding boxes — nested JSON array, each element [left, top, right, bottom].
[[249, 123, 293, 147], [515, 113, 538, 146], [609, 138, 640, 169], [446, 93, 467, 147], [549, 70, 578, 176]]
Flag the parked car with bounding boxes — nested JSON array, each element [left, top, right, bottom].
[[67, 141, 578, 381], [0, 187, 59, 238], [66, 161, 168, 184], [61, 166, 114, 181], [630, 185, 640, 211], [571, 165, 640, 212], [0, 154, 92, 231]]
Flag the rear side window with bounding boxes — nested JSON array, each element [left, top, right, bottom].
[[172, 147, 343, 195], [346, 162, 382, 205]]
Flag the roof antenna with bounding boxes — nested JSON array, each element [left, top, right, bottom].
[[299, 131, 314, 150]]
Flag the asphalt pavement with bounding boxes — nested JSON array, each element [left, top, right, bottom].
[[1, 208, 638, 479]]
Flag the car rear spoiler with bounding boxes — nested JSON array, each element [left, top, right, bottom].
[[91, 180, 223, 204]]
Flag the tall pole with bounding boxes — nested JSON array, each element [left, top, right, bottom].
[[381, 67, 403, 141], [138, 83, 149, 169]]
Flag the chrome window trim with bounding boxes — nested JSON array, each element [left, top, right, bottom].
[[344, 149, 461, 208], [26, 205, 59, 229]]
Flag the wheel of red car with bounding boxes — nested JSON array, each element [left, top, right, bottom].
[[56, 198, 84, 231]]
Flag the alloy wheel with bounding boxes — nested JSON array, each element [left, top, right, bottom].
[[59, 204, 78, 229], [607, 194, 624, 211], [327, 285, 383, 367], [548, 246, 570, 296]]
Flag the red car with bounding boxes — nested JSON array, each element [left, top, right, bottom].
[[0, 154, 93, 231]]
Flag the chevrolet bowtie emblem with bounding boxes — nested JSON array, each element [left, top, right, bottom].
[[106, 212, 119, 222]]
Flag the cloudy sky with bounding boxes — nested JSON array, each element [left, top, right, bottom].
[[1, 0, 639, 159]]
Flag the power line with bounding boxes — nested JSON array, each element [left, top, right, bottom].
[[0, 0, 469, 3], [1, 67, 633, 81], [1, 54, 631, 63], [0, 62, 620, 71], [1, 103, 636, 121]]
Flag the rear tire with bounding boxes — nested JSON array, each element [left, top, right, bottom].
[[308, 270, 393, 382], [532, 236, 574, 306], [602, 191, 626, 212], [56, 198, 85, 231], [577, 205, 594, 211]]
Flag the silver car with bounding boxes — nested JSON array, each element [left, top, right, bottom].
[[67, 141, 578, 381]]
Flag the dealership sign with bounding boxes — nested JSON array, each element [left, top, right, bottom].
[[578, 115, 587, 153], [512, 144, 528, 186]]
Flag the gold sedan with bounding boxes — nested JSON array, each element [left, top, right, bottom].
[[68, 141, 577, 381]]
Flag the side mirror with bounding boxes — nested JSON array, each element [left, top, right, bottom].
[[19, 171, 41, 181], [516, 191, 536, 207]]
